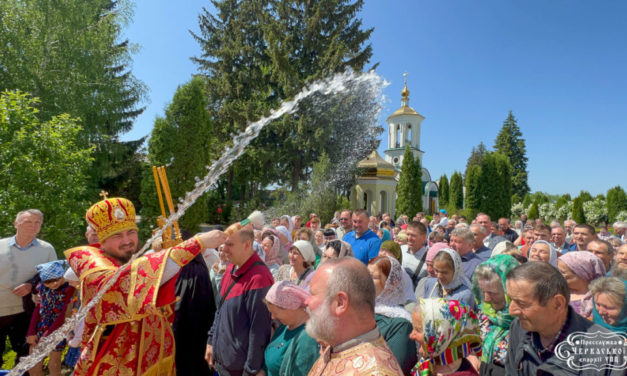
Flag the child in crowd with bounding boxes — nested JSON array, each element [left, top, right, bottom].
[[26, 260, 75, 376], [62, 267, 84, 369]]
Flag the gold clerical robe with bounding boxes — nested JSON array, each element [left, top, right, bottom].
[[64, 237, 204, 376], [307, 329, 404, 376]]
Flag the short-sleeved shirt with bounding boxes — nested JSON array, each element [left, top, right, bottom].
[[342, 229, 381, 264]]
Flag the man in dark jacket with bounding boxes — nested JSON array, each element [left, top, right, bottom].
[[205, 228, 273, 376], [505, 262, 623, 375]]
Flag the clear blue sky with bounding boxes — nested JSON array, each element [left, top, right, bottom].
[[123, 0, 627, 197]]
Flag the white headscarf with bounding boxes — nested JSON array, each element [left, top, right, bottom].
[[280, 215, 294, 233], [276, 225, 292, 243], [434, 248, 472, 290], [374, 256, 412, 321], [529, 240, 558, 267]]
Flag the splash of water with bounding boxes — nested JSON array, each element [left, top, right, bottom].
[[8, 69, 386, 375]]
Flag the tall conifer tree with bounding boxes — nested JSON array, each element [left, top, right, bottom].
[[396, 146, 421, 216], [494, 111, 529, 198], [139, 77, 214, 234], [449, 171, 464, 210], [439, 174, 449, 207], [465, 165, 481, 214]]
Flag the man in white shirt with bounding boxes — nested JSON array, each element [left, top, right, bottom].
[[335, 210, 352, 241]]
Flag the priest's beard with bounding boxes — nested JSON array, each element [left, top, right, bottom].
[[305, 296, 339, 344]]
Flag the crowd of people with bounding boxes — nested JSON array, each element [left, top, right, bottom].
[[1, 202, 626, 375]]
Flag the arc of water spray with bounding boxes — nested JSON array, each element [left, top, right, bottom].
[[8, 70, 385, 375]]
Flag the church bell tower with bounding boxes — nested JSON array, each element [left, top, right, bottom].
[[384, 73, 425, 171]]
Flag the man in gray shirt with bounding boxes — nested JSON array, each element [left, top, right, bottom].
[[0, 209, 56, 366], [401, 221, 429, 287]]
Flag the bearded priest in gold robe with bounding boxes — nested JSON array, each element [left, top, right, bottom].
[[65, 198, 226, 376]]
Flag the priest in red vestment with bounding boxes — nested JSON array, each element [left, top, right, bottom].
[[65, 197, 226, 376]]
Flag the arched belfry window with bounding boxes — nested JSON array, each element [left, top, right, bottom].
[[395, 125, 401, 148], [407, 123, 412, 145]]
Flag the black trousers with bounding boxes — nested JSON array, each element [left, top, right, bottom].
[[0, 312, 30, 367]]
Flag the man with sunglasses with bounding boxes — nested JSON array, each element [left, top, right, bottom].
[[335, 210, 353, 241]]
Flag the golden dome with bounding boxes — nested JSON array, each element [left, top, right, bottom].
[[357, 151, 396, 179], [401, 84, 410, 98]]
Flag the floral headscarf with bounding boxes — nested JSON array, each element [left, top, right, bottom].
[[529, 240, 558, 267], [412, 298, 482, 375], [471, 254, 518, 364], [374, 257, 412, 321], [434, 248, 472, 290]]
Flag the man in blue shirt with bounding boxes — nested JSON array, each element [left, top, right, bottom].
[[343, 209, 381, 264]]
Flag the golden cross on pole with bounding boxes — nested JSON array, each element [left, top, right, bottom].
[[403, 71, 408, 86], [99, 190, 109, 200]]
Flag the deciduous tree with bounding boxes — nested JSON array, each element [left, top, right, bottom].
[[0, 91, 93, 252]]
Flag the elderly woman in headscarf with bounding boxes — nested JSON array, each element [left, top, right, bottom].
[[261, 281, 319, 376], [260, 232, 282, 273], [527, 240, 558, 267], [421, 248, 476, 310], [589, 276, 627, 333], [367, 256, 418, 375], [274, 240, 316, 289], [557, 251, 606, 319], [295, 227, 322, 255], [275, 225, 293, 263], [279, 215, 293, 235], [414, 242, 449, 299], [320, 240, 353, 264], [409, 298, 482, 376], [471, 254, 519, 375], [377, 228, 392, 242]]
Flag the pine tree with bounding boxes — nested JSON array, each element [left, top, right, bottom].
[[139, 76, 214, 234], [493, 152, 513, 219], [494, 111, 529, 198], [438, 174, 450, 207], [396, 146, 417, 216], [192, 0, 377, 210], [465, 165, 481, 213], [449, 171, 464, 210], [606, 186, 627, 223], [465, 142, 488, 178]]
